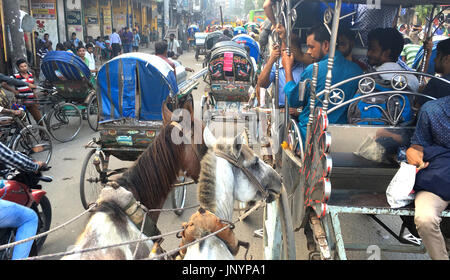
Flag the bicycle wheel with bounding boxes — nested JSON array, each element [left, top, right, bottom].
[[171, 175, 187, 216], [80, 149, 107, 210], [46, 102, 82, 143], [12, 125, 52, 165], [86, 96, 98, 132]]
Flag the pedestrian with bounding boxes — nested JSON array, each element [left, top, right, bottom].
[[167, 33, 180, 59], [70, 32, 82, 48], [110, 28, 122, 58], [132, 29, 140, 52], [122, 27, 133, 54]]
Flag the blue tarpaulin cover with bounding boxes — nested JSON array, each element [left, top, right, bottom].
[[232, 34, 261, 63], [97, 53, 178, 122], [41, 51, 91, 81]]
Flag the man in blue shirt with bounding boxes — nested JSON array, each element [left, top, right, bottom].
[[282, 25, 363, 144], [257, 30, 311, 167], [406, 38, 450, 260]]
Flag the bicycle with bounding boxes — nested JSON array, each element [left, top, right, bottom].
[[0, 111, 52, 165], [23, 87, 83, 143]]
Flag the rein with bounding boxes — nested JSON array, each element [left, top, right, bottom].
[[214, 150, 270, 201]]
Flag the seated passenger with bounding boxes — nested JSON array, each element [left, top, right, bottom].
[[337, 27, 368, 71], [257, 28, 310, 167], [416, 38, 450, 107], [406, 95, 450, 260], [347, 28, 419, 126], [366, 28, 419, 92], [281, 25, 363, 143]]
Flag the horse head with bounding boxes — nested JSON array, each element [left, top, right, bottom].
[[199, 126, 282, 220], [162, 97, 207, 182]]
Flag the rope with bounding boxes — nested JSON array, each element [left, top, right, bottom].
[[3, 196, 265, 260], [149, 199, 265, 260], [0, 203, 97, 253], [23, 228, 185, 260]]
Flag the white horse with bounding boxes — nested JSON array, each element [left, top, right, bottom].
[[182, 127, 282, 260]]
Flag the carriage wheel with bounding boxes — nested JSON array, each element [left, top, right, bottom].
[[12, 125, 52, 165], [87, 96, 99, 132], [170, 175, 187, 216], [263, 186, 296, 260], [46, 102, 82, 143], [80, 149, 108, 210]]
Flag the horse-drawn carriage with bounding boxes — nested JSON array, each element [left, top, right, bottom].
[[73, 51, 296, 260], [79, 53, 200, 215], [274, 0, 450, 260], [40, 51, 98, 142]]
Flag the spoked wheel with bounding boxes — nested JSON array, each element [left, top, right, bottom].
[[80, 149, 108, 210], [263, 186, 296, 260], [86, 96, 98, 132], [31, 195, 52, 251], [170, 175, 187, 216], [46, 102, 82, 143], [12, 125, 52, 165]]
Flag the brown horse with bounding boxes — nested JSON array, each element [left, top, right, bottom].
[[63, 100, 207, 259]]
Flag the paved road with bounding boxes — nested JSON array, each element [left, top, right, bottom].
[[37, 48, 430, 260]]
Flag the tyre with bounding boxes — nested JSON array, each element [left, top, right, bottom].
[[31, 195, 52, 251], [171, 176, 187, 216], [46, 102, 82, 143], [12, 125, 52, 165], [263, 186, 296, 260], [86, 96, 99, 132], [80, 149, 107, 210]]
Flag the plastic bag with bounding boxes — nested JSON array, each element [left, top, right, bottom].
[[386, 162, 417, 208]]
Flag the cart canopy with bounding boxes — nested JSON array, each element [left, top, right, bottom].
[[41, 51, 91, 82], [97, 53, 178, 122]]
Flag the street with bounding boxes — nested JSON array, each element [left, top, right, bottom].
[[37, 47, 429, 261]]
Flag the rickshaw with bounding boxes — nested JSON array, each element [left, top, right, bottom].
[[40, 51, 97, 141], [200, 40, 259, 127], [233, 26, 247, 36], [232, 34, 261, 64], [194, 32, 208, 61], [273, 0, 450, 259], [188, 24, 199, 51], [79, 53, 200, 215]]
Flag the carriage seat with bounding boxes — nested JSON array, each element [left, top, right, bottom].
[[328, 124, 414, 192]]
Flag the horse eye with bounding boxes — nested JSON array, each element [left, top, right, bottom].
[[252, 156, 259, 166]]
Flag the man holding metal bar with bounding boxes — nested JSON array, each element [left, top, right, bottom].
[[281, 25, 363, 145]]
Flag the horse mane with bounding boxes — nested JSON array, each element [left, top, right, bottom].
[[197, 143, 235, 213], [116, 124, 183, 210]]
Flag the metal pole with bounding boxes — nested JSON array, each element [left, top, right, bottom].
[[322, 0, 342, 112], [3, 0, 27, 71], [220, 6, 223, 29], [419, 4, 437, 85]]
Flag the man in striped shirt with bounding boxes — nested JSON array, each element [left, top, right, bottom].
[[9, 59, 43, 125], [401, 37, 421, 68]]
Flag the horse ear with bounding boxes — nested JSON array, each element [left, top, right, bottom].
[[203, 126, 216, 148], [232, 131, 246, 158], [162, 101, 172, 125]]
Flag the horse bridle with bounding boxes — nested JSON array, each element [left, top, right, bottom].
[[214, 150, 270, 201]]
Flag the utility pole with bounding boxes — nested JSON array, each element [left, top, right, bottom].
[[3, 0, 27, 73]]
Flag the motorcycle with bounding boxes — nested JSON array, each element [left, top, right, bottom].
[[0, 166, 52, 260]]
